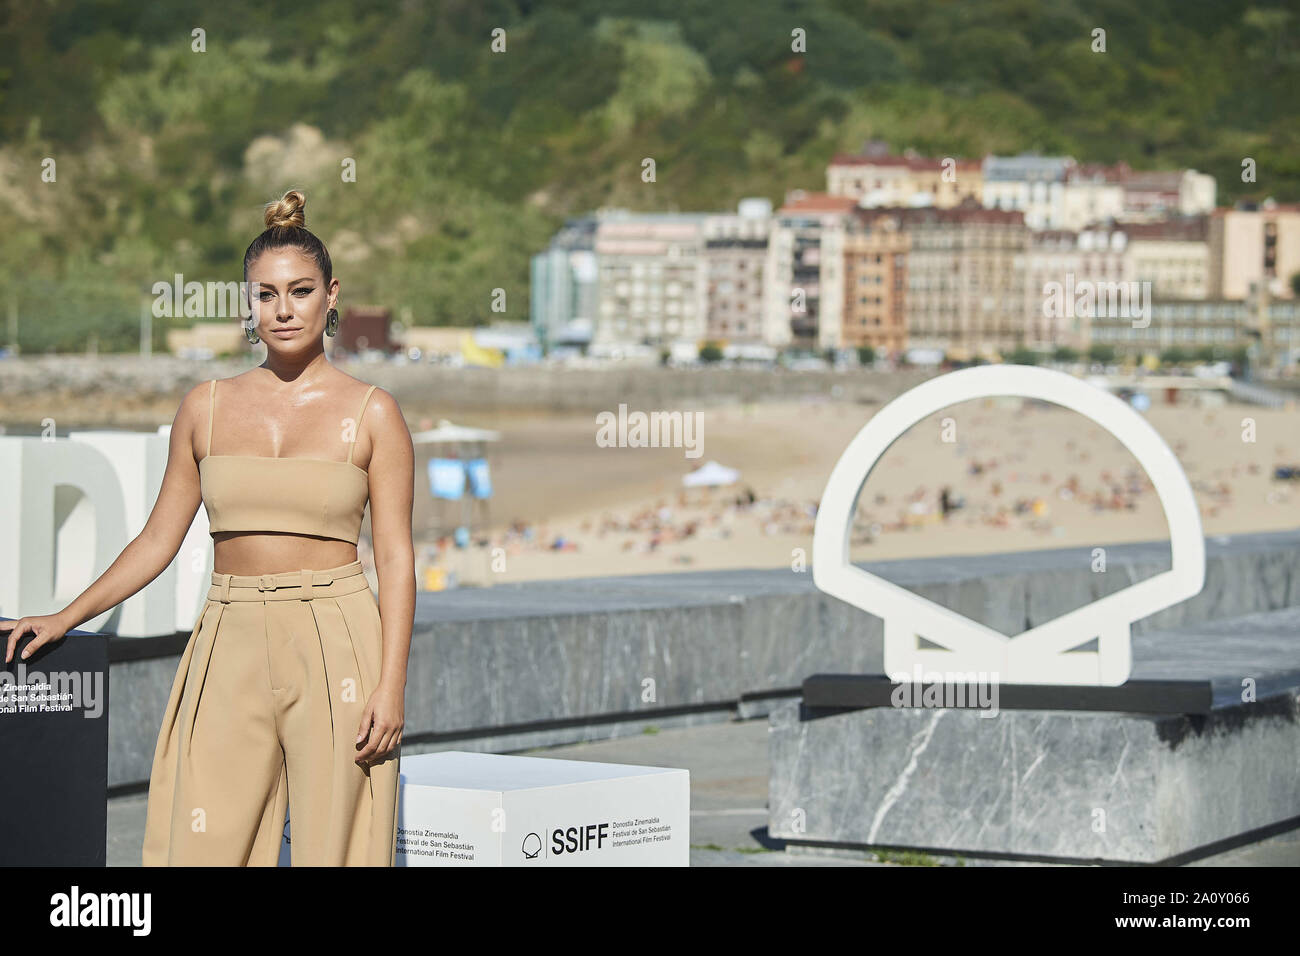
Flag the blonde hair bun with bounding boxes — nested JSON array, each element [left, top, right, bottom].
[[264, 189, 307, 230]]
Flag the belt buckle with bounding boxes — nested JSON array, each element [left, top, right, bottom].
[[258, 574, 278, 592]]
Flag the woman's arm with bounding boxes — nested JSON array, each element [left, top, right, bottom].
[[54, 383, 208, 631], [352, 386, 414, 766], [363, 387, 415, 691]]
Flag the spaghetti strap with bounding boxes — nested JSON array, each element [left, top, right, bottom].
[[347, 384, 378, 464], [206, 379, 217, 459]]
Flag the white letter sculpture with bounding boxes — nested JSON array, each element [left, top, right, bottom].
[[812, 366, 1205, 686]]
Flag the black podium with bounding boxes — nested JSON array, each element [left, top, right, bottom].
[[1, 619, 109, 865]]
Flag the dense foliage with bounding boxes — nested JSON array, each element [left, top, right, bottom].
[[2, 0, 1296, 351]]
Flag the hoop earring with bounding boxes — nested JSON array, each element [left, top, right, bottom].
[[243, 318, 261, 345], [326, 308, 339, 337]]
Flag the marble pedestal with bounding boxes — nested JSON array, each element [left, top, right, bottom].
[[768, 608, 1300, 864]]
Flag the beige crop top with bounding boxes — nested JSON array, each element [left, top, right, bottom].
[[199, 378, 377, 544]]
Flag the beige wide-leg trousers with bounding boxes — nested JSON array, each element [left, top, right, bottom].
[[142, 560, 399, 866]]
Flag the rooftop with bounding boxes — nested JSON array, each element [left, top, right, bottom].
[[858, 199, 1027, 227], [779, 190, 860, 214], [829, 152, 981, 172]]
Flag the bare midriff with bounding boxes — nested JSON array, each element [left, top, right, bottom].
[[212, 532, 360, 576]]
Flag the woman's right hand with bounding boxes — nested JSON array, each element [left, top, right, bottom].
[[1, 613, 72, 663]]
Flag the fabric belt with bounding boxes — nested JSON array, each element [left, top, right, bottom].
[[210, 560, 368, 603]]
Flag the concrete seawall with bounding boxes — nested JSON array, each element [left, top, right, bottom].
[[0, 354, 934, 425], [105, 528, 1300, 791]]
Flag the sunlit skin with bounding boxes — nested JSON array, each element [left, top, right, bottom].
[[3, 247, 415, 769]]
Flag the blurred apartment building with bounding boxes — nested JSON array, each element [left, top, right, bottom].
[[1019, 219, 1210, 352], [1022, 228, 1129, 352], [880, 201, 1029, 359], [842, 209, 909, 355], [981, 154, 1215, 230], [1088, 205, 1300, 367], [1090, 204, 1300, 367], [763, 192, 1027, 359], [590, 211, 710, 349], [530, 216, 599, 352], [826, 140, 983, 208], [1092, 201, 1300, 366], [983, 154, 1116, 230], [1107, 162, 1218, 221], [530, 145, 1300, 371], [1090, 299, 1252, 360], [761, 190, 856, 351], [1089, 298, 1300, 368], [1121, 216, 1211, 300], [702, 199, 772, 345], [1208, 201, 1300, 300], [1262, 298, 1300, 367]]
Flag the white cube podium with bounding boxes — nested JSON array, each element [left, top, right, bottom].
[[395, 751, 690, 866]]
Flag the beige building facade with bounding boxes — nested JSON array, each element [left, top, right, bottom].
[[1209, 204, 1300, 300], [885, 202, 1029, 357], [842, 211, 910, 355], [703, 201, 772, 345], [763, 191, 857, 350], [593, 213, 709, 346], [1022, 229, 1128, 351], [827, 146, 983, 209]]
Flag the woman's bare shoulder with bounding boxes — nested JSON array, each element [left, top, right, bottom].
[[360, 384, 402, 423], [183, 371, 252, 397], [170, 379, 218, 457], [354, 386, 409, 452], [333, 371, 397, 412], [177, 372, 244, 410], [177, 378, 215, 415]]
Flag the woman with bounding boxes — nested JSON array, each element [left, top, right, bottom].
[[2, 189, 415, 866]]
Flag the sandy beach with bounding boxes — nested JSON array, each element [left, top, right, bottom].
[[425, 395, 1300, 584]]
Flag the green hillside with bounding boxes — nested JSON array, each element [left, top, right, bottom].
[[2, 0, 1297, 351]]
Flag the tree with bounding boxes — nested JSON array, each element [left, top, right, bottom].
[[1052, 346, 1080, 363], [698, 341, 724, 363], [1229, 345, 1251, 376], [1008, 347, 1040, 365], [1159, 347, 1189, 366], [1088, 343, 1117, 364], [857, 345, 876, 365]]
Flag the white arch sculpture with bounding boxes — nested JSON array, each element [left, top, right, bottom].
[[812, 366, 1205, 686]]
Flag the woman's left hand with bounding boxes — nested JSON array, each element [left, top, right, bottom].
[[355, 681, 404, 767]]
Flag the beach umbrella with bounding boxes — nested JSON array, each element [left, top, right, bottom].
[[411, 419, 502, 577], [682, 460, 741, 487]]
